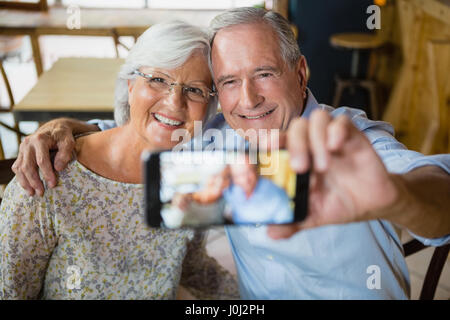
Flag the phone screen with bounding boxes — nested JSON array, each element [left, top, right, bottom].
[[144, 150, 308, 228]]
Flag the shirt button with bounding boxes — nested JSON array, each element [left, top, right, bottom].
[[267, 255, 274, 260]]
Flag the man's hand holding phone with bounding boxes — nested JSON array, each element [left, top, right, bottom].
[[267, 110, 399, 239]]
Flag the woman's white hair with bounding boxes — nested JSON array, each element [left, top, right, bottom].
[[114, 21, 217, 126]]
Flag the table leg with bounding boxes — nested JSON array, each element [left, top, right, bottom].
[[111, 29, 120, 58], [30, 33, 43, 77]]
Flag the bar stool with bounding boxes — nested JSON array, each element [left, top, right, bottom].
[[330, 32, 385, 119]]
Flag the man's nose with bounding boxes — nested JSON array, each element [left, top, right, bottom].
[[240, 79, 263, 110]]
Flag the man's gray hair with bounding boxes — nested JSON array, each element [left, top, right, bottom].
[[114, 21, 217, 126], [209, 7, 301, 69]]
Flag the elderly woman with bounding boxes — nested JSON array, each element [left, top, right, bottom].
[[0, 21, 238, 299]]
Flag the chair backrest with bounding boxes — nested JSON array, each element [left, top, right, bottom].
[[0, 158, 16, 203], [0, 158, 15, 185], [0, 59, 15, 108], [0, 59, 27, 149], [403, 238, 450, 300]]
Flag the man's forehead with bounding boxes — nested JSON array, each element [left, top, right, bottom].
[[211, 22, 283, 76], [212, 22, 279, 51]]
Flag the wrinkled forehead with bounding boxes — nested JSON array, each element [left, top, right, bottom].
[[211, 22, 283, 70]]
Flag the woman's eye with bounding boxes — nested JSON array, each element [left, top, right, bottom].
[[149, 77, 166, 84], [186, 87, 204, 96]]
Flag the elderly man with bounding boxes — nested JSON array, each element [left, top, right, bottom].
[[12, 7, 450, 299], [223, 157, 293, 225]]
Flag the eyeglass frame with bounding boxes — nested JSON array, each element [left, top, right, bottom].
[[132, 70, 217, 103]]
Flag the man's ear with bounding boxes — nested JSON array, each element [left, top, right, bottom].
[[296, 55, 308, 90]]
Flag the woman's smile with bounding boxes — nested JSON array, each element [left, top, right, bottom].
[[152, 112, 185, 129]]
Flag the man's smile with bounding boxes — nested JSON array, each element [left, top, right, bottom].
[[238, 108, 276, 120]]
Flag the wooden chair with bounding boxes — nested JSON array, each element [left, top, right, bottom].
[[0, 58, 27, 156], [0, 158, 16, 202], [0, 158, 15, 184], [403, 238, 450, 300]]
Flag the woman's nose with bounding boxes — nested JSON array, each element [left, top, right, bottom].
[[165, 85, 186, 108]]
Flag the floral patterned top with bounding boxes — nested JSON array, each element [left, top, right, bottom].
[[0, 160, 238, 300]]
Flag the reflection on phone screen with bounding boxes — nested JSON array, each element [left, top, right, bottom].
[[149, 150, 306, 228]]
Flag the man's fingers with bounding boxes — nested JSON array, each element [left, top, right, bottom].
[[19, 144, 46, 196], [54, 137, 75, 171], [14, 168, 35, 196], [327, 115, 352, 152], [23, 161, 44, 196], [287, 118, 310, 173], [12, 140, 38, 195], [35, 144, 57, 188], [309, 110, 332, 172], [11, 154, 21, 175]]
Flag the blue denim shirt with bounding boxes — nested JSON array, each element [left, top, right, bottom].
[[90, 89, 450, 299]]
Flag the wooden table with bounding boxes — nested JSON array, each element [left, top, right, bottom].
[[0, 7, 224, 76], [13, 57, 123, 122]]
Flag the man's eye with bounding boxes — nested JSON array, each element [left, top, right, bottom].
[[258, 73, 273, 78], [223, 80, 235, 86]]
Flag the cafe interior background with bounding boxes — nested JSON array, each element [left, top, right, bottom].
[[0, 0, 448, 299]]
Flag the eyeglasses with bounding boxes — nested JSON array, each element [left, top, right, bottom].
[[133, 70, 216, 103]]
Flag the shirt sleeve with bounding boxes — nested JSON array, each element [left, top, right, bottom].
[[179, 230, 240, 299], [0, 178, 57, 299], [365, 129, 450, 246], [343, 110, 450, 247], [87, 119, 117, 131]]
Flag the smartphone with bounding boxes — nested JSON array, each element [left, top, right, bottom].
[[143, 150, 309, 228]]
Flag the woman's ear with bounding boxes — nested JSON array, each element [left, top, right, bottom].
[[128, 79, 135, 95], [127, 79, 136, 107]]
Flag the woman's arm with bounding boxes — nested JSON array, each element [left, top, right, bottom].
[[179, 231, 240, 300], [0, 178, 57, 299]]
